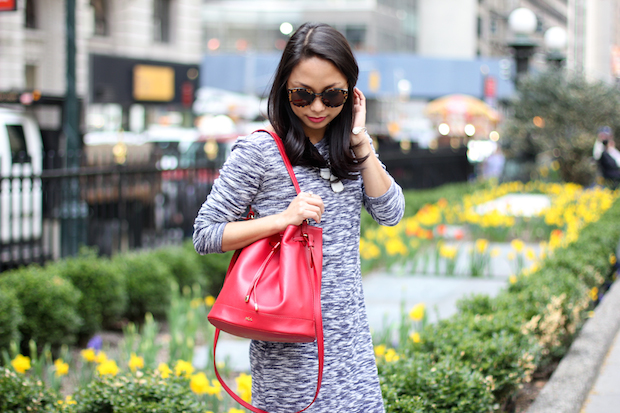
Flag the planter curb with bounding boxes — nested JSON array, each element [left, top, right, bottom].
[[526, 277, 620, 413]]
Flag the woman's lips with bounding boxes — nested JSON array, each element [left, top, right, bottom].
[[308, 116, 326, 123]]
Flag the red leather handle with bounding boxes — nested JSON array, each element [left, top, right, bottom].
[[212, 254, 324, 413]]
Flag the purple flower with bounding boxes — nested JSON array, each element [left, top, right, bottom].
[[87, 335, 103, 351]]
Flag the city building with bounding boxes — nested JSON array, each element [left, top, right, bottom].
[[0, 0, 202, 151]]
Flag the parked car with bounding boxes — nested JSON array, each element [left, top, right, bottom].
[[0, 108, 43, 254]]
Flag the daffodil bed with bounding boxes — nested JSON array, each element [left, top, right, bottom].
[[361, 181, 616, 278], [1, 181, 619, 413]]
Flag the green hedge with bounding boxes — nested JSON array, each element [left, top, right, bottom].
[[112, 251, 175, 321], [0, 288, 22, 351], [67, 371, 209, 413], [0, 367, 60, 413], [0, 265, 82, 352], [48, 248, 128, 339], [0, 239, 231, 355], [150, 243, 207, 292]]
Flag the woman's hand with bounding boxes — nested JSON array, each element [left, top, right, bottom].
[[351, 87, 367, 147], [278, 192, 325, 226], [221, 192, 324, 251]]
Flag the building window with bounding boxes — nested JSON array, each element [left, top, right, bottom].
[[154, 0, 171, 43], [25, 0, 36, 29], [25, 65, 37, 89], [345, 25, 366, 50], [91, 0, 109, 36]]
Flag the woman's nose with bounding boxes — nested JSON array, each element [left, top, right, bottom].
[[309, 96, 326, 111]]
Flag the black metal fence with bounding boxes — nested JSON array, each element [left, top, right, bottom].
[[0, 142, 471, 271], [1, 148, 225, 272], [378, 142, 474, 189]]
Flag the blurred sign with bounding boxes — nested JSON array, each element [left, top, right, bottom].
[[483, 76, 497, 98], [133, 64, 175, 102], [181, 81, 194, 108], [0, 0, 17, 12], [369, 70, 381, 93], [612, 45, 620, 78]]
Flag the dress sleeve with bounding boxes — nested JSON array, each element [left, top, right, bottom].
[[361, 137, 405, 227], [193, 135, 265, 254]]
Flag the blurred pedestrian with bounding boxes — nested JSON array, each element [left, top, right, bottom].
[[593, 126, 620, 166], [482, 146, 505, 180], [193, 22, 405, 412], [597, 138, 620, 186]]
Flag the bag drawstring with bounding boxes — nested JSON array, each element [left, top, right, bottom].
[[245, 241, 281, 312]]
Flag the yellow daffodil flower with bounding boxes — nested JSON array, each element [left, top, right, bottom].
[[158, 362, 172, 378], [80, 348, 96, 362], [190, 372, 210, 395], [409, 303, 425, 321], [374, 344, 386, 357], [236, 373, 252, 403], [96, 359, 119, 376], [11, 354, 31, 374], [384, 348, 400, 362], [410, 332, 422, 343], [128, 353, 144, 372], [54, 358, 69, 377], [174, 359, 195, 377], [94, 351, 107, 364]]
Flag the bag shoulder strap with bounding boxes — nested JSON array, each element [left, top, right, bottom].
[[256, 129, 301, 195], [212, 256, 324, 413]]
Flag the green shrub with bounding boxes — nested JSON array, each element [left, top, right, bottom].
[[379, 353, 495, 413], [188, 240, 233, 296], [0, 266, 82, 351], [412, 312, 540, 404], [150, 244, 206, 292], [67, 371, 208, 413], [113, 252, 174, 320], [0, 287, 22, 352], [0, 366, 60, 412], [49, 248, 127, 338]]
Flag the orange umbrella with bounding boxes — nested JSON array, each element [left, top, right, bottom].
[[425, 94, 500, 123]]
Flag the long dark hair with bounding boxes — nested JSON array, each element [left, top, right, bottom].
[[267, 22, 364, 180]]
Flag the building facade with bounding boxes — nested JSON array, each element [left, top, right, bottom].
[[0, 0, 202, 149], [201, 0, 417, 54]]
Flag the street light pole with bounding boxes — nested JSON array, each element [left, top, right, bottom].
[[64, 0, 79, 164], [507, 8, 538, 86], [61, 0, 82, 257], [544, 26, 568, 69]]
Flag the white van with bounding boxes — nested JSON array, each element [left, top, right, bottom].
[[0, 108, 43, 248]]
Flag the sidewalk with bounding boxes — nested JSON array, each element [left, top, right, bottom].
[[582, 328, 620, 413], [526, 277, 620, 413]]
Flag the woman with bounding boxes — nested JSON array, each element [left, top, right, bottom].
[[193, 22, 405, 412]]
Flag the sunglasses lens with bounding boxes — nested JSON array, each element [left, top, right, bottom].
[[322, 90, 346, 107], [290, 90, 314, 107]]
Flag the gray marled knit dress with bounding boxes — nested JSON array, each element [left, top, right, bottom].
[[193, 130, 405, 412]]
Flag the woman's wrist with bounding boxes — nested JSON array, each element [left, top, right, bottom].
[[351, 128, 372, 159]]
